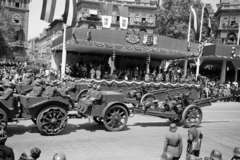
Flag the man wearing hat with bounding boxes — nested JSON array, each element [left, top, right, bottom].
[[79, 84, 103, 114], [0, 129, 15, 160], [42, 80, 56, 98], [26, 79, 43, 97], [161, 152, 173, 160], [52, 152, 66, 160], [163, 123, 183, 160], [22, 73, 33, 85], [29, 147, 41, 160], [186, 119, 203, 157], [203, 150, 222, 160], [0, 83, 14, 100], [232, 147, 240, 160]]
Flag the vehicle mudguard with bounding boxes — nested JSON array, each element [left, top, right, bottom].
[[76, 89, 88, 101], [25, 99, 70, 118], [101, 101, 130, 118]]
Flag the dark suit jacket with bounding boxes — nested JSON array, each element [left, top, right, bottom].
[[0, 144, 15, 160]]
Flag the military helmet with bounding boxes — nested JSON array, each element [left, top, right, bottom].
[[210, 150, 222, 160], [186, 154, 198, 160], [30, 148, 41, 159], [161, 152, 173, 160], [53, 152, 66, 160], [169, 123, 177, 132], [234, 147, 240, 157]]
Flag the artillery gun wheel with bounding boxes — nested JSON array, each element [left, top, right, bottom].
[[93, 117, 103, 125], [37, 105, 68, 135], [182, 105, 202, 128], [140, 93, 156, 104], [103, 105, 128, 131], [0, 109, 7, 129]]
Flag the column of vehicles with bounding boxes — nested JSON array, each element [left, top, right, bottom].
[[0, 80, 216, 136]]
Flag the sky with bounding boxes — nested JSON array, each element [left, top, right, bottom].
[[27, 0, 220, 40]]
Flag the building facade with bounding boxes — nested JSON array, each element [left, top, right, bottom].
[[1, 0, 31, 56], [215, 0, 240, 45], [77, 0, 157, 33]]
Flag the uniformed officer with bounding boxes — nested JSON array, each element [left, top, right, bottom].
[[0, 129, 15, 160], [0, 83, 14, 100], [186, 119, 203, 157], [22, 73, 32, 85], [42, 80, 56, 98], [78, 83, 93, 111], [232, 147, 240, 160], [80, 84, 102, 114], [161, 152, 174, 160], [163, 123, 183, 160], [26, 79, 43, 97], [52, 152, 66, 160]]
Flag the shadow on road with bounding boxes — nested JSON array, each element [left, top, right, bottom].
[[131, 121, 183, 127], [6, 124, 40, 137]]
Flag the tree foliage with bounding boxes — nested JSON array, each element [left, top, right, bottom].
[[155, 0, 217, 43]]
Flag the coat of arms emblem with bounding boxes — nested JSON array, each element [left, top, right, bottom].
[[126, 30, 140, 44]]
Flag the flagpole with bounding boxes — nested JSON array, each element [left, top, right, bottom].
[[237, 24, 240, 45], [199, 4, 205, 43], [61, 23, 67, 81], [187, 7, 192, 42]]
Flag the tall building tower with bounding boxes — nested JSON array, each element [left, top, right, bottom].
[[1, 0, 31, 55]]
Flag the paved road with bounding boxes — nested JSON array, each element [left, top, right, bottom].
[[6, 102, 240, 160]]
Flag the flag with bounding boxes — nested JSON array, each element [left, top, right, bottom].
[[62, 0, 77, 26], [40, 0, 57, 23], [190, 6, 200, 41], [101, 4, 113, 28], [118, 6, 128, 30], [203, 6, 212, 36]]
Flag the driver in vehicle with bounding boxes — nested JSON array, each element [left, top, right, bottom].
[[42, 80, 56, 98], [79, 84, 103, 114], [78, 83, 93, 111], [0, 83, 14, 100], [26, 79, 43, 97]]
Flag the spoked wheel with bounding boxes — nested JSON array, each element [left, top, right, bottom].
[[37, 106, 68, 135], [168, 117, 182, 123], [0, 109, 7, 130], [140, 93, 156, 104], [182, 105, 203, 128], [103, 105, 128, 131], [93, 117, 103, 125]]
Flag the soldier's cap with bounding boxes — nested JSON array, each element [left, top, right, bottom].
[[169, 123, 177, 131], [53, 152, 66, 160], [210, 150, 222, 160], [161, 152, 173, 160], [186, 154, 198, 160], [234, 147, 240, 157], [30, 148, 41, 159], [35, 79, 43, 86]]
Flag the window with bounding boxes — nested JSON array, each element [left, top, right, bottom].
[[14, 15, 20, 23], [116, 16, 120, 22], [15, 2, 19, 8]]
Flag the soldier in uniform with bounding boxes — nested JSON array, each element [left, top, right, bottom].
[[232, 147, 240, 160], [0, 83, 14, 100], [0, 129, 15, 160], [203, 150, 223, 160], [80, 84, 103, 114], [163, 123, 183, 160], [52, 152, 66, 160], [78, 83, 93, 111], [26, 79, 43, 97], [22, 73, 32, 85], [42, 80, 56, 98], [161, 152, 174, 160], [186, 119, 203, 157]]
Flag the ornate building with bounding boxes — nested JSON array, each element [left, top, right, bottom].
[[1, 0, 31, 55], [215, 0, 240, 45], [77, 0, 157, 33]]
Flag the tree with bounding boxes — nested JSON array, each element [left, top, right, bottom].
[[155, 0, 215, 43]]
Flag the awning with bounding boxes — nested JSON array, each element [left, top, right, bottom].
[[51, 28, 200, 60]]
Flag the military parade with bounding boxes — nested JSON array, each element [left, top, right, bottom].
[[1, 0, 240, 159]]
